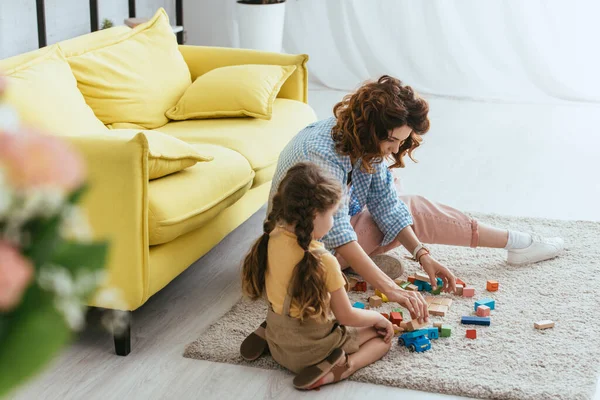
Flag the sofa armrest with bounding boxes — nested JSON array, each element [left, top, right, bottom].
[[64, 133, 150, 311], [178, 45, 309, 104]]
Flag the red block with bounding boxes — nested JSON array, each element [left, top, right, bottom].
[[456, 278, 466, 286], [390, 312, 403, 325], [466, 329, 477, 339], [381, 313, 389, 320], [407, 276, 416, 284], [353, 281, 367, 292]]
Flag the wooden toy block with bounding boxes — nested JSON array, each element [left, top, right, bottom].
[[407, 275, 416, 283], [439, 298, 453, 308], [456, 278, 466, 286], [426, 327, 439, 340], [347, 276, 359, 290], [486, 280, 499, 291], [381, 313, 389, 320], [474, 298, 495, 311], [404, 319, 428, 332], [415, 271, 430, 283], [352, 302, 365, 309], [394, 278, 406, 287], [392, 308, 404, 317], [406, 284, 419, 291], [400, 282, 411, 289], [534, 320, 555, 330], [390, 312, 403, 325], [441, 325, 452, 337], [461, 316, 490, 326], [425, 296, 436, 304], [476, 305, 491, 317], [393, 325, 403, 335], [466, 329, 477, 339], [433, 321, 443, 330], [369, 295, 383, 307], [462, 287, 475, 297], [428, 304, 448, 317], [353, 281, 367, 292], [421, 281, 432, 292], [373, 289, 389, 302], [455, 284, 464, 296]]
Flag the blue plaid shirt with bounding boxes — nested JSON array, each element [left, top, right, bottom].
[[269, 117, 413, 251]]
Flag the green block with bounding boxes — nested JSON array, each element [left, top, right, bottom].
[[440, 325, 452, 337], [400, 282, 410, 290], [431, 286, 443, 295], [392, 308, 403, 317]]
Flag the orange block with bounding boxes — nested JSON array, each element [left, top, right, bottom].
[[486, 280, 499, 292], [390, 312, 403, 325], [381, 313, 390, 320], [456, 278, 466, 286], [407, 276, 416, 284], [466, 329, 477, 339]]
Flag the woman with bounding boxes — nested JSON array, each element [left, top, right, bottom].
[[240, 75, 563, 360]]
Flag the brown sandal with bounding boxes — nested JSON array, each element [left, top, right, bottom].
[[293, 348, 348, 390], [240, 321, 268, 361]]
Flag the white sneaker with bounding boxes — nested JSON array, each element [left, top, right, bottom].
[[507, 235, 564, 265]]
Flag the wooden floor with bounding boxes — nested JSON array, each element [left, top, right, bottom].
[[11, 92, 600, 400]]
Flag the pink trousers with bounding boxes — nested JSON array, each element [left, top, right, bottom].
[[336, 194, 479, 267]]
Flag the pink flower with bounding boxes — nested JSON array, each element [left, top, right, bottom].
[[0, 241, 33, 312], [0, 128, 85, 192]]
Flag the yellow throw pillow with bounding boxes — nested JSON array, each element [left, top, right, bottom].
[[165, 64, 297, 121], [110, 129, 213, 179], [65, 9, 191, 129], [1, 46, 107, 136]]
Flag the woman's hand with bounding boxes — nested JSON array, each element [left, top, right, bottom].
[[419, 252, 456, 294], [373, 315, 395, 343], [385, 287, 429, 323]]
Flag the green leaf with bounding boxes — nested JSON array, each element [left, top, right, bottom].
[[67, 184, 88, 205], [0, 285, 71, 398], [22, 216, 63, 267], [50, 240, 109, 274]]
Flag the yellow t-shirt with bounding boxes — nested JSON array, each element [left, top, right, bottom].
[[265, 227, 346, 318]]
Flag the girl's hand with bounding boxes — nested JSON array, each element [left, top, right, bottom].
[[419, 253, 457, 294], [373, 316, 395, 343], [386, 288, 429, 323]]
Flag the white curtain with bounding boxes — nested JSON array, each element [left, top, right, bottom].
[[283, 0, 600, 103]]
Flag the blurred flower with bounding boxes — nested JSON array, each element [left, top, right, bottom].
[[0, 169, 12, 219], [38, 265, 74, 298], [60, 205, 93, 242], [0, 128, 85, 192], [54, 297, 86, 331], [0, 240, 33, 311]]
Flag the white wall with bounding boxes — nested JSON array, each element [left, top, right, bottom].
[[183, 0, 235, 47], [0, 0, 177, 59]]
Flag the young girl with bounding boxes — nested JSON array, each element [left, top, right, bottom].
[[241, 162, 399, 390]]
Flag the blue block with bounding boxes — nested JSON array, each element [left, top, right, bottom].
[[421, 281, 432, 292], [403, 329, 429, 339], [461, 316, 491, 326], [436, 277, 443, 287], [426, 327, 439, 340], [474, 298, 496, 311], [353, 302, 365, 309]]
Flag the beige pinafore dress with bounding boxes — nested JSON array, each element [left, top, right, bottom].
[[265, 278, 359, 374]]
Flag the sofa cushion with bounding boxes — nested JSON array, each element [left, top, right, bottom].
[[155, 98, 316, 187], [65, 8, 191, 129], [1, 46, 107, 136], [165, 64, 297, 121], [148, 144, 254, 245], [110, 129, 213, 179]]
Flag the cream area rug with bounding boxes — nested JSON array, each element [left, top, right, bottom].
[[184, 213, 600, 400]]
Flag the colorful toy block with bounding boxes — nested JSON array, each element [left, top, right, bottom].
[[421, 281, 432, 292], [462, 287, 475, 297], [392, 308, 404, 317], [425, 296, 435, 304], [390, 312, 403, 325], [415, 271, 430, 283], [466, 329, 477, 339], [455, 284, 464, 296], [426, 327, 439, 340], [400, 282, 411, 290], [474, 298, 495, 311], [534, 320, 555, 330], [428, 304, 448, 317], [353, 301, 365, 309], [461, 316, 491, 326], [407, 275, 416, 284], [347, 276, 359, 290], [375, 289, 389, 302], [404, 319, 428, 332], [369, 295, 383, 307], [486, 280, 499, 292], [441, 325, 452, 337], [430, 277, 444, 294], [406, 284, 419, 291], [381, 313, 389, 320], [439, 298, 453, 307], [456, 278, 466, 286], [353, 281, 367, 292], [433, 322, 443, 331], [476, 305, 491, 317]]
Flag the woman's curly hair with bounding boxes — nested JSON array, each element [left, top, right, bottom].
[[241, 162, 342, 321], [331, 75, 430, 173]]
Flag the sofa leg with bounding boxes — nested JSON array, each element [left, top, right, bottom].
[[113, 312, 132, 356]]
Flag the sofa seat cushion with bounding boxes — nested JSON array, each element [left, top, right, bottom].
[[154, 98, 316, 188], [148, 144, 254, 245]]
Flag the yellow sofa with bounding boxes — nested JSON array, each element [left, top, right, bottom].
[[0, 12, 316, 355]]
